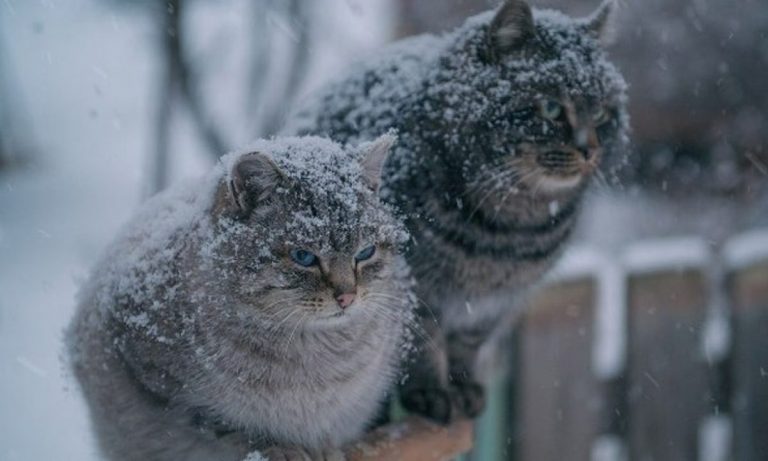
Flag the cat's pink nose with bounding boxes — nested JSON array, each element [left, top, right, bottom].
[[336, 293, 356, 309]]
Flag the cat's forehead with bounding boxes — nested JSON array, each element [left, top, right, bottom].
[[279, 199, 399, 252], [271, 140, 362, 193], [502, 10, 627, 101]]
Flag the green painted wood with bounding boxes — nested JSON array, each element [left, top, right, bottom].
[[729, 260, 768, 461], [472, 372, 509, 461]]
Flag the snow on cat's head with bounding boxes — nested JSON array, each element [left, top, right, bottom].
[[207, 135, 409, 329], [429, 0, 629, 197]]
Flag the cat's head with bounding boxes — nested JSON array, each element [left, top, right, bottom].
[[208, 135, 408, 330], [431, 0, 628, 199]]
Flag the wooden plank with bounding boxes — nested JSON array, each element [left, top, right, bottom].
[[347, 417, 473, 461], [626, 269, 710, 461], [517, 277, 600, 461], [728, 260, 768, 461]]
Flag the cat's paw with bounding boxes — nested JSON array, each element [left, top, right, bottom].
[[260, 446, 312, 461], [400, 386, 454, 425], [449, 380, 486, 419], [401, 381, 486, 424]]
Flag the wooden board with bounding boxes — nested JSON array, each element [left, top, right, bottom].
[[517, 277, 601, 461], [729, 261, 768, 461], [626, 269, 709, 461]]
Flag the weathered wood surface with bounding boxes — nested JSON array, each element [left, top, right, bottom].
[[347, 417, 473, 461], [729, 260, 768, 461], [517, 277, 601, 461], [625, 268, 710, 461]]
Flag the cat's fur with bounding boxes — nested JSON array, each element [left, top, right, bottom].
[[286, 0, 629, 422], [67, 136, 412, 460]]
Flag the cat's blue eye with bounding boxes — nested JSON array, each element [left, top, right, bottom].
[[290, 249, 318, 267], [539, 99, 563, 120], [355, 245, 376, 262]]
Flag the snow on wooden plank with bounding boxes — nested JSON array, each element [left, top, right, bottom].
[[723, 228, 768, 270], [591, 434, 627, 461], [698, 415, 732, 461], [593, 257, 627, 381], [622, 236, 711, 274], [549, 246, 628, 381]]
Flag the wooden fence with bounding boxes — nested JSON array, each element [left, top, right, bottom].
[[470, 229, 768, 461]]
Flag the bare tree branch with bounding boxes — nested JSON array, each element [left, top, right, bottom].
[[148, 0, 231, 194], [165, 0, 228, 160], [0, 5, 36, 170], [148, 33, 175, 195], [247, 0, 273, 134], [346, 417, 474, 461], [257, 0, 311, 137]]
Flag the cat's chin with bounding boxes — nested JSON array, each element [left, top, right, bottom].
[[532, 174, 584, 194], [306, 310, 357, 329]]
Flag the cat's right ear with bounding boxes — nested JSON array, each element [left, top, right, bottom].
[[228, 152, 283, 215], [359, 133, 396, 193], [488, 0, 536, 56]]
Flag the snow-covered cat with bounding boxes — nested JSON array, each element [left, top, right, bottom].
[[286, 0, 629, 422], [67, 135, 412, 460]]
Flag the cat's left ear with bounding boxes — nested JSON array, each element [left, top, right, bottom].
[[488, 0, 536, 56], [228, 151, 284, 215], [359, 133, 396, 193], [583, 0, 620, 46]]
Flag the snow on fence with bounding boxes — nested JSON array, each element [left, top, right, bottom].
[[470, 228, 768, 461]]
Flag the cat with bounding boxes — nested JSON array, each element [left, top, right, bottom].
[[66, 135, 413, 461], [285, 0, 629, 423]]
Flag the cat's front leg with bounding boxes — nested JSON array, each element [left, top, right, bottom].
[[400, 319, 490, 423], [399, 314, 456, 424], [445, 330, 489, 419]]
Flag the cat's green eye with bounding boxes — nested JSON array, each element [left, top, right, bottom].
[[593, 107, 611, 125], [539, 99, 563, 121], [290, 249, 318, 267], [355, 245, 376, 262]]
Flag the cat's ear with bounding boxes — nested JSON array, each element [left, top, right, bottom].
[[228, 151, 283, 214], [584, 0, 619, 46], [488, 0, 536, 55], [359, 133, 396, 193]]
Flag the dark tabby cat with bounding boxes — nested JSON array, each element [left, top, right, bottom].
[[67, 136, 412, 460], [286, 0, 629, 423]]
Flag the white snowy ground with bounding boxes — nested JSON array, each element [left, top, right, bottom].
[[0, 1, 391, 459]]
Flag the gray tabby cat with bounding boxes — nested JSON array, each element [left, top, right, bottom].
[[67, 136, 412, 461], [286, 0, 629, 423]]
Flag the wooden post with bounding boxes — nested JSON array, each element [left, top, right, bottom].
[[346, 417, 473, 461], [516, 275, 601, 461], [725, 231, 768, 461], [624, 238, 711, 461]]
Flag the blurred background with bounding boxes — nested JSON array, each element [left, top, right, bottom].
[[0, 0, 766, 460]]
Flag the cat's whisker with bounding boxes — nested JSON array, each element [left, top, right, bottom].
[[363, 300, 436, 351], [593, 168, 610, 191], [463, 164, 511, 197], [465, 169, 520, 222], [365, 290, 435, 317], [368, 293, 438, 328], [464, 163, 519, 198], [267, 309, 301, 333], [284, 312, 309, 350]]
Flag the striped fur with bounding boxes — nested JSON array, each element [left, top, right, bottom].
[[286, 0, 629, 422]]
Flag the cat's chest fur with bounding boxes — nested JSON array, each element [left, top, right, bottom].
[[184, 318, 398, 448], [403, 185, 577, 318]]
